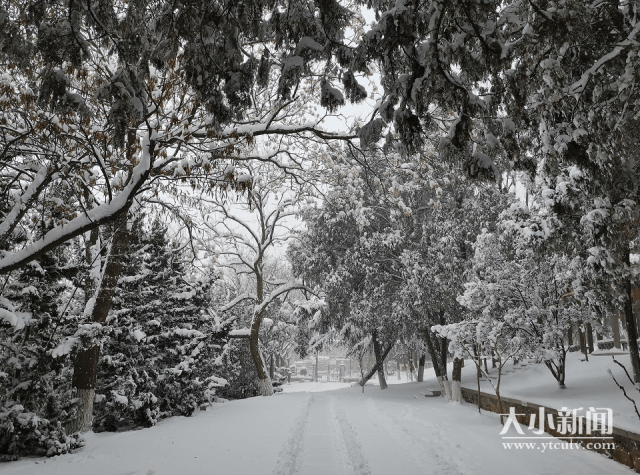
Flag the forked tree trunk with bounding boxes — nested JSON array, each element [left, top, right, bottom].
[[417, 354, 426, 382], [451, 357, 463, 403], [359, 334, 393, 388], [544, 353, 566, 389], [372, 331, 388, 389], [69, 212, 131, 433], [424, 325, 451, 400]]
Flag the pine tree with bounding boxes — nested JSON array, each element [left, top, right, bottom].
[[93, 217, 227, 431], [0, 242, 83, 459]]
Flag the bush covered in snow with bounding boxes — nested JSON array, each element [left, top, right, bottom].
[[0, 244, 84, 459]]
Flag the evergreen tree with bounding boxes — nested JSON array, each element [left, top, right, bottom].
[[93, 218, 227, 431], [0, 243, 83, 459]]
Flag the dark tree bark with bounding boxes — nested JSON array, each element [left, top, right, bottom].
[[624, 277, 640, 383], [372, 331, 389, 389], [417, 354, 426, 382], [424, 324, 451, 399], [424, 327, 441, 378], [439, 313, 448, 377], [585, 323, 594, 353], [269, 353, 275, 379], [359, 333, 393, 388], [69, 211, 132, 433]]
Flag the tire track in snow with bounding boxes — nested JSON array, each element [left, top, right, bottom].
[[270, 394, 313, 475], [271, 392, 371, 475], [330, 394, 372, 475]]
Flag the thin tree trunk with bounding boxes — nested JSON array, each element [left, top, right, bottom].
[[451, 357, 463, 403], [496, 364, 505, 424], [585, 323, 594, 353], [476, 345, 482, 413], [359, 356, 365, 393], [315, 351, 319, 382], [269, 353, 275, 379], [624, 262, 640, 383], [439, 315, 448, 377], [579, 326, 588, 361], [407, 351, 415, 382], [417, 354, 426, 382], [372, 331, 389, 389]]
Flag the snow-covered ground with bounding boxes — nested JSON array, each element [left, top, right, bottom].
[[437, 351, 640, 433], [2, 374, 634, 475]]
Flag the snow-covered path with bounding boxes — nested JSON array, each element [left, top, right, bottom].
[[1, 382, 635, 475], [271, 393, 357, 475]]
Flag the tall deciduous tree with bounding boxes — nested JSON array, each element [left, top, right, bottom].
[[205, 164, 311, 396]]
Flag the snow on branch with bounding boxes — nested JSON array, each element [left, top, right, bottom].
[[228, 328, 251, 339], [0, 165, 51, 241], [568, 22, 640, 96], [0, 132, 154, 274], [254, 282, 311, 316], [220, 293, 257, 312]]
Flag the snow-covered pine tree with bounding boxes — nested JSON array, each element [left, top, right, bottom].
[[93, 217, 227, 431], [0, 241, 83, 459]]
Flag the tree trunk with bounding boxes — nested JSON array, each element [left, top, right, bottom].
[[451, 357, 463, 403], [578, 326, 588, 361], [585, 323, 594, 353], [269, 353, 275, 379], [248, 259, 274, 396], [624, 269, 640, 383], [475, 345, 482, 413], [359, 336, 393, 387], [406, 351, 415, 381], [417, 354, 426, 382], [372, 331, 388, 389], [396, 354, 401, 380], [315, 351, 319, 382], [424, 325, 451, 400], [69, 212, 131, 433], [249, 328, 273, 396]]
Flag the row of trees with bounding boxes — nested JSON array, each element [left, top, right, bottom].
[[2, 0, 640, 460], [289, 141, 639, 408]]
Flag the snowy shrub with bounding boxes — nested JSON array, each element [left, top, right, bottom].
[[0, 243, 86, 459], [215, 341, 259, 400], [93, 368, 161, 432], [0, 402, 83, 460]]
